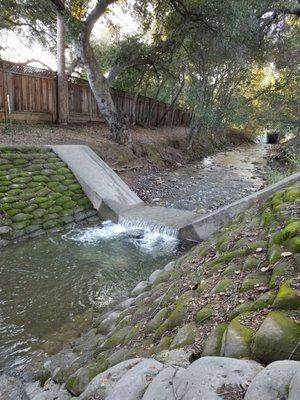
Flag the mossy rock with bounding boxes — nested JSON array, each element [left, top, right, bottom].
[[32, 209, 46, 218], [170, 323, 196, 349], [248, 240, 268, 251], [55, 196, 72, 206], [241, 272, 269, 291], [7, 189, 22, 196], [39, 201, 55, 210], [68, 183, 81, 191], [272, 220, 300, 245], [100, 326, 132, 350], [202, 323, 228, 356], [268, 244, 283, 263], [252, 311, 300, 363], [12, 213, 32, 222], [284, 187, 300, 202], [25, 224, 42, 234], [273, 283, 300, 310], [269, 260, 295, 288], [145, 307, 170, 333], [60, 209, 74, 217], [285, 236, 300, 253], [43, 220, 60, 229], [33, 197, 49, 205], [195, 305, 213, 323], [213, 279, 234, 294], [155, 296, 189, 337], [43, 213, 60, 222], [50, 174, 65, 182], [244, 256, 260, 271], [221, 314, 254, 359], [11, 221, 28, 230], [155, 335, 173, 352]]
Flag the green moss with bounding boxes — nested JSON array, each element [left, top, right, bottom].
[[145, 308, 170, 333], [252, 311, 300, 363], [222, 314, 255, 358], [241, 272, 269, 291], [244, 256, 260, 271], [202, 323, 228, 356], [284, 187, 300, 202], [155, 296, 188, 337], [155, 335, 173, 352], [272, 220, 300, 244], [273, 283, 300, 310], [100, 326, 132, 350], [285, 236, 300, 253], [268, 244, 283, 263], [213, 279, 234, 294], [195, 305, 213, 323], [170, 323, 196, 349]]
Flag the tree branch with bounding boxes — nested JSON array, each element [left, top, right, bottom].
[[85, 0, 117, 37]]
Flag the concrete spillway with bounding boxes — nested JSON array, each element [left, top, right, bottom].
[[52, 145, 300, 243]]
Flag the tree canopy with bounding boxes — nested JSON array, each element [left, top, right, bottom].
[[0, 0, 299, 147]]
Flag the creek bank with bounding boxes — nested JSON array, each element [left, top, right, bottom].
[[3, 181, 298, 399]]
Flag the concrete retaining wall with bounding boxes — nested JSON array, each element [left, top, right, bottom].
[[179, 171, 300, 242]]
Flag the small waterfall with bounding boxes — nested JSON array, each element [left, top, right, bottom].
[[119, 216, 179, 238]]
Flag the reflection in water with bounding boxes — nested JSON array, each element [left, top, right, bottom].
[[0, 223, 177, 374]]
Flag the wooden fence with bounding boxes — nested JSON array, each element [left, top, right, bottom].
[[0, 59, 190, 127]]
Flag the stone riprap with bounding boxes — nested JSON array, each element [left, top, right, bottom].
[[2, 358, 300, 400], [0, 146, 99, 246]]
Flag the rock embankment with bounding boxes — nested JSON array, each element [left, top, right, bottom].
[[1, 182, 299, 399], [0, 146, 100, 246], [2, 358, 300, 399]]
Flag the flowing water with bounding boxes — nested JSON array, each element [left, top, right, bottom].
[[0, 222, 178, 375]]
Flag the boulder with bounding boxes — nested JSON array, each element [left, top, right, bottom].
[[154, 349, 191, 367], [252, 311, 300, 363], [142, 366, 184, 400], [170, 323, 196, 349], [164, 261, 175, 271], [273, 283, 300, 310], [0, 374, 29, 400], [105, 359, 164, 400], [131, 281, 150, 296], [202, 323, 228, 356], [175, 357, 263, 400], [245, 360, 300, 400], [145, 308, 170, 333], [79, 358, 144, 400], [148, 269, 163, 284], [221, 315, 254, 359]]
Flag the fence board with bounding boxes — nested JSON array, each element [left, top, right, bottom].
[[0, 59, 190, 127]]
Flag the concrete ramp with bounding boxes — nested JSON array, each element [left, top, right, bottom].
[[52, 145, 143, 220]]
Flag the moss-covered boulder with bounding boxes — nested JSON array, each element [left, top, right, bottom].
[[221, 315, 255, 359], [213, 279, 234, 294], [145, 308, 170, 333], [252, 311, 300, 363], [170, 323, 197, 349], [195, 305, 213, 323], [202, 323, 228, 357], [99, 326, 133, 350], [273, 283, 300, 310], [241, 272, 269, 291]]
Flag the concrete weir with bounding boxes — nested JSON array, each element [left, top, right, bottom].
[[52, 145, 300, 242]]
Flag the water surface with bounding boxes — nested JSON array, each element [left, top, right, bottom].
[[0, 222, 177, 374]]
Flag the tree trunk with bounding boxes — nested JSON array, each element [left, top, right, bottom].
[[57, 11, 68, 124], [157, 78, 185, 126], [74, 36, 131, 146]]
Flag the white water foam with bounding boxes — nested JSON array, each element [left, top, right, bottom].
[[63, 220, 178, 253]]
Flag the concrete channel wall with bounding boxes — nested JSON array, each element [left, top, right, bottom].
[[52, 145, 299, 242]]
